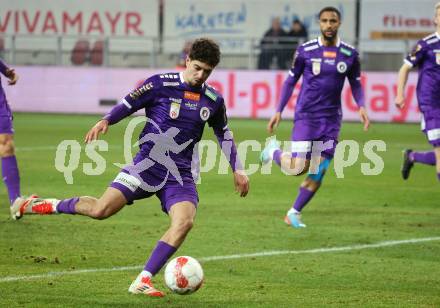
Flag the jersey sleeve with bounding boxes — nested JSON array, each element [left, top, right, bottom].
[[103, 75, 160, 125], [208, 98, 228, 130], [276, 47, 305, 113], [404, 41, 427, 68], [208, 99, 243, 172], [347, 51, 365, 108]]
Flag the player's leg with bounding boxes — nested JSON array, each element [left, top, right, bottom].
[[0, 131, 21, 205], [261, 139, 310, 175], [129, 180, 198, 297], [403, 114, 440, 180], [401, 149, 435, 179], [10, 187, 127, 220], [129, 201, 197, 297], [434, 147, 440, 181], [285, 157, 331, 228]]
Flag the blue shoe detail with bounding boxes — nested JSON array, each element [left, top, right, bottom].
[[285, 210, 306, 228]]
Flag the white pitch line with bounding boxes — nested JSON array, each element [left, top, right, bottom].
[[15, 145, 123, 152], [1, 236, 439, 283]]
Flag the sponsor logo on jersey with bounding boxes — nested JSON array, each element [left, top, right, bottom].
[[337, 61, 347, 73], [200, 107, 210, 121], [205, 89, 218, 101], [323, 51, 337, 58], [185, 101, 198, 110], [129, 82, 153, 99], [340, 47, 352, 56], [184, 91, 200, 101], [163, 81, 180, 87], [324, 59, 335, 65], [312, 61, 321, 75], [170, 102, 181, 119]]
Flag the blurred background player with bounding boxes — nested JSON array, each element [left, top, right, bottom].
[[260, 7, 369, 228], [0, 58, 20, 207], [10, 38, 249, 297], [397, 2, 440, 181]]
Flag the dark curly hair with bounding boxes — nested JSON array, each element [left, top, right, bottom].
[[188, 38, 221, 67], [318, 6, 341, 20]]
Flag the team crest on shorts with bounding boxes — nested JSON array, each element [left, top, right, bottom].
[[170, 102, 181, 119], [200, 107, 210, 121], [436, 52, 440, 65], [312, 61, 321, 75], [337, 61, 347, 73]]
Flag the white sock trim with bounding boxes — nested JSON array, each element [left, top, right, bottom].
[[287, 208, 300, 215], [269, 148, 280, 159], [140, 270, 152, 278]]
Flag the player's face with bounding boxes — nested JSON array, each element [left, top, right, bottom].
[[319, 11, 341, 41], [185, 59, 214, 87]]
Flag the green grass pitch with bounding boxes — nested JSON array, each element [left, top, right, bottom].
[[0, 113, 439, 307]]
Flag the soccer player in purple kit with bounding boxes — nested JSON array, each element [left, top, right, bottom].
[[10, 38, 249, 297], [0, 59, 21, 208], [397, 2, 440, 182], [260, 7, 369, 228]]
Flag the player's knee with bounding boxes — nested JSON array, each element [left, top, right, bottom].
[[287, 158, 309, 176], [174, 218, 194, 234], [0, 138, 15, 157]]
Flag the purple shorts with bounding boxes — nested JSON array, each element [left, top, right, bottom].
[[291, 118, 341, 159], [421, 113, 440, 147], [0, 115, 14, 134], [110, 168, 198, 214]]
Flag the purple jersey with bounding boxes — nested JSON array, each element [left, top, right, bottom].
[[104, 72, 238, 181], [404, 32, 440, 115], [277, 37, 364, 120], [0, 58, 12, 117]]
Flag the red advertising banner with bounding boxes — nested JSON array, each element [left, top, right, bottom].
[[2, 67, 421, 123]]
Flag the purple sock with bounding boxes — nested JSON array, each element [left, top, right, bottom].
[[144, 241, 177, 276], [1, 156, 21, 205], [293, 187, 315, 212], [411, 151, 436, 166], [273, 149, 282, 166], [437, 173, 440, 182], [56, 197, 79, 214]]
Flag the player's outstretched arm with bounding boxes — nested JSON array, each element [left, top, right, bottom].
[[5, 68, 18, 85], [233, 170, 249, 197], [84, 119, 109, 143], [267, 112, 281, 134], [358, 106, 370, 132], [395, 64, 412, 109]]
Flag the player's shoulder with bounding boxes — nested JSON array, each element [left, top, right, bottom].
[[339, 40, 359, 57], [422, 32, 440, 45], [300, 38, 319, 52], [203, 84, 223, 104]]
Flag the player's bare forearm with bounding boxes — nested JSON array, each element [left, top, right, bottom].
[[395, 64, 411, 108], [267, 112, 281, 134], [84, 119, 109, 143], [358, 107, 370, 131]]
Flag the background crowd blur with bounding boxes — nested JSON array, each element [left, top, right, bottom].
[[1, 0, 436, 71]]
